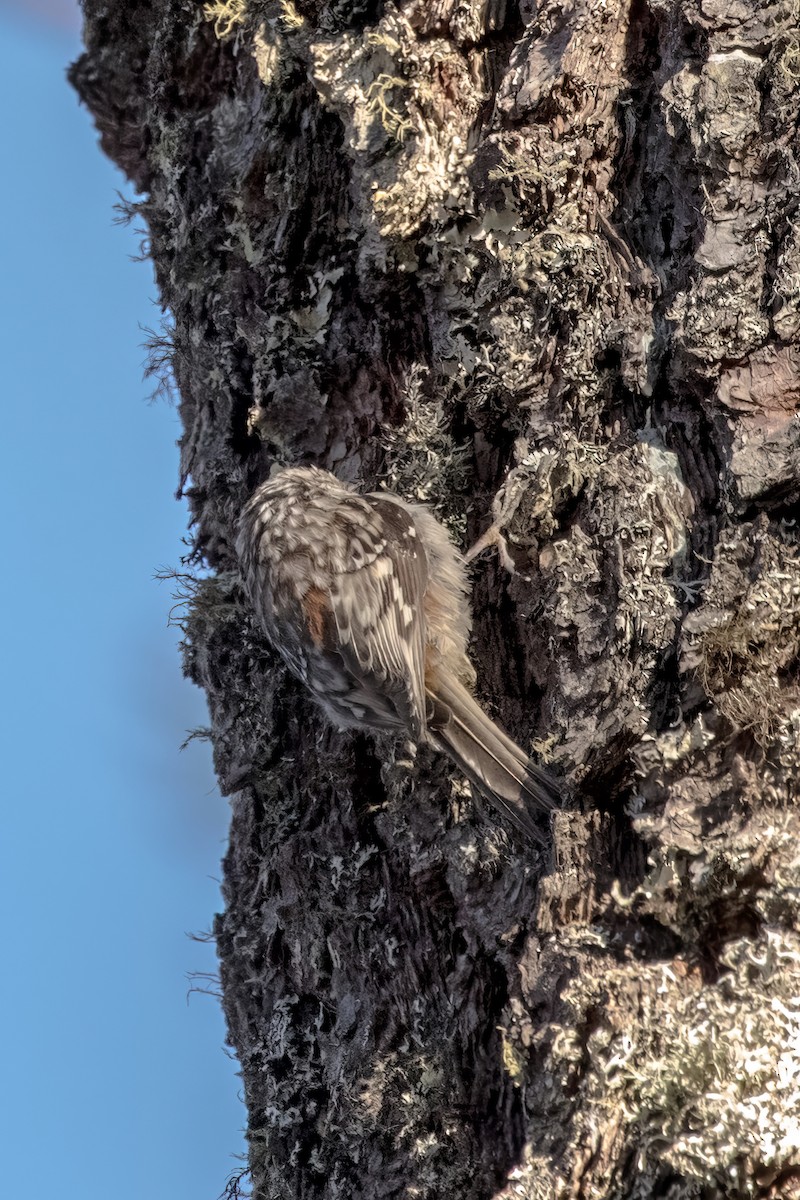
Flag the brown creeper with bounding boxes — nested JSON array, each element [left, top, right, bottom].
[[236, 466, 558, 842]]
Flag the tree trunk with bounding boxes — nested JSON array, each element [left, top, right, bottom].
[[72, 1, 800, 1196]]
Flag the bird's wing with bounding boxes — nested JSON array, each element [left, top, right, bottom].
[[326, 494, 429, 738]]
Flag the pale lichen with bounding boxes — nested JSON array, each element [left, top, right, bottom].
[[380, 364, 470, 535], [596, 932, 800, 1189], [308, 8, 480, 243], [202, 0, 247, 40], [690, 532, 800, 748]]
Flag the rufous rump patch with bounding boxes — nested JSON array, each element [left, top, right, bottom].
[[302, 585, 329, 646]]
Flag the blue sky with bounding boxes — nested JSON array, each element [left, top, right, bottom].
[[1, 4, 246, 1195]]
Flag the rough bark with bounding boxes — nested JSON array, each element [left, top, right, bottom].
[[72, 1, 800, 1197]]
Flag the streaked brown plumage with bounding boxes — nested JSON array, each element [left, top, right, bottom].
[[236, 465, 558, 843]]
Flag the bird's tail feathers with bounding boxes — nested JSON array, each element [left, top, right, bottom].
[[427, 671, 559, 844]]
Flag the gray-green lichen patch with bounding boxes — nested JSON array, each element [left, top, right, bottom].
[[632, 518, 800, 817], [500, 925, 800, 1199], [379, 363, 471, 535], [654, 2, 800, 507], [308, 7, 481, 245], [690, 523, 800, 743], [492, 431, 695, 772]]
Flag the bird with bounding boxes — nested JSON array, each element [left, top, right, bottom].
[[236, 465, 559, 842]]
